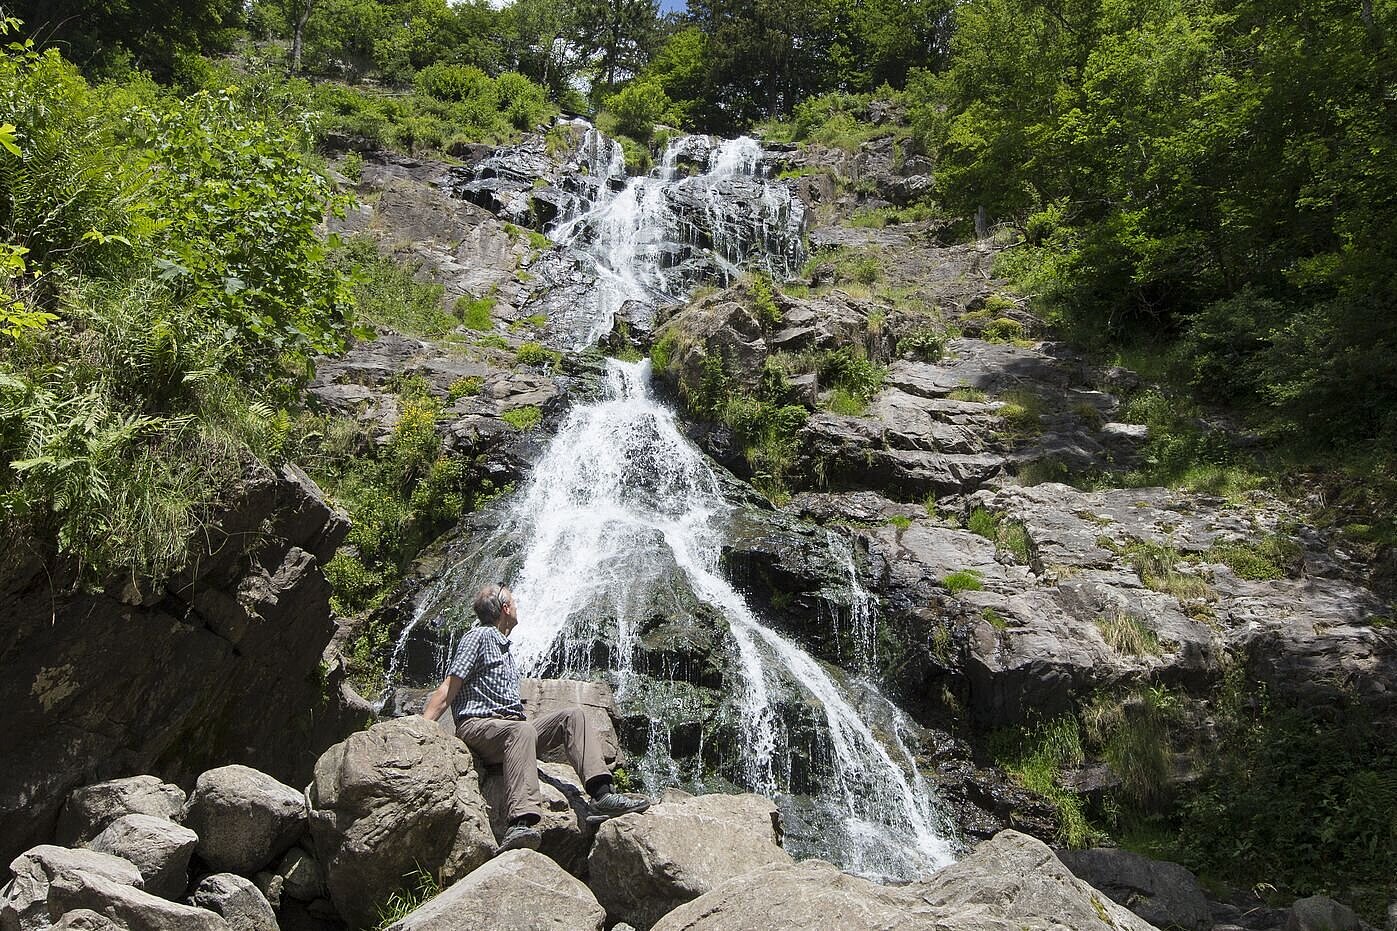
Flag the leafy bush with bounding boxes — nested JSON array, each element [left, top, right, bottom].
[[515, 341, 561, 370], [603, 81, 672, 142], [898, 328, 946, 361], [455, 294, 495, 331]]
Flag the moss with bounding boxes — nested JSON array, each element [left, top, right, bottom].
[[983, 316, 1028, 343], [501, 406, 542, 431]]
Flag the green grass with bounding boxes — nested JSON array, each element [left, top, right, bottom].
[[455, 294, 496, 332], [996, 389, 1045, 434], [943, 569, 984, 593], [339, 238, 453, 338], [447, 376, 484, 402], [888, 515, 912, 531], [1095, 610, 1165, 657], [982, 607, 1009, 630], [1112, 538, 1216, 602], [1206, 534, 1303, 580], [966, 506, 1033, 563], [947, 386, 988, 403], [827, 387, 869, 415], [500, 406, 542, 431], [991, 716, 1096, 848], [373, 868, 441, 930]]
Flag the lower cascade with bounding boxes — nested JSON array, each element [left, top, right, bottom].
[[405, 355, 958, 879]]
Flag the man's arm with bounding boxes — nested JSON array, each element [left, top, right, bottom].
[[422, 675, 464, 722]]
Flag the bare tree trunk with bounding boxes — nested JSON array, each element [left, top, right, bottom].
[[291, 0, 313, 74]]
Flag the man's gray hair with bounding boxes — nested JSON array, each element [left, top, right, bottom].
[[473, 583, 509, 625]]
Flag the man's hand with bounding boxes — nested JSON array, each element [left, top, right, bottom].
[[422, 675, 463, 723]]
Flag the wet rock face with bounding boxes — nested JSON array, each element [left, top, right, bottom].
[[0, 462, 363, 868]]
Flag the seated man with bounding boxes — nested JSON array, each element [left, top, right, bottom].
[[423, 583, 649, 853]]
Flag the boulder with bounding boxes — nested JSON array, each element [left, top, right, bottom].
[[650, 859, 932, 931], [384, 850, 604, 931], [587, 793, 791, 929], [1, 845, 229, 931], [88, 815, 198, 900], [1056, 847, 1211, 931], [56, 778, 186, 848], [479, 763, 589, 874], [51, 911, 119, 931], [187, 875, 277, 931], [182, 766, 306, 875], [654, 829, 1161, 931], [307, 716, 494, 930], [519, 679, 624, 766], [1285, 896, 1366, 931], [273, 848, 325, 903]]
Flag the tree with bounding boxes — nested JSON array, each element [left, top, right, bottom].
[[13, 0, 243, 78]]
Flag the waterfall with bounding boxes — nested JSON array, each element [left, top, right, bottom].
[[403, 126, 958, 879]]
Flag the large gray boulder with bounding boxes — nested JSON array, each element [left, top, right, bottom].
[[56, 779, 187, 849], [307, 716, 494, 930], [384, 850, 604, 931], [88, 815, 197, 900], [182, 766, 306, 875], [1285, 896, 1367, 931], [479, 762, 589, 874], [50, 911, 119, 931], [187, 875, 277, 931], [273, 848, 325, 903], [0, 845, 229, 931], [1057, 847, 1211, 931], [652, 829, 1160, 931], [650, 859, 930, 931], [587, 793, 791, 930]]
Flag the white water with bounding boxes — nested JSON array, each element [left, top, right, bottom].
[[492, 359, 955, 876], [544, 134, 805, 346], [403, 127, 956, 878]]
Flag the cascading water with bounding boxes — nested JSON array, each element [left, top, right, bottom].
[[399, 125, 958, 879]]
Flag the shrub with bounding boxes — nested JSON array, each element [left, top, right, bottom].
[[447, 376, 484, 401], [749, 274, 781, 327], [983, 317, 1028, 343], [515, 342, 561, 370], [604, 81, 672, 142], [414, 63, 494, 103], [899, 328, 946, 361], [1095, 610, 1165, 656], [455, 294, 495, 331], [991, 716, 1095, 847], [501, 406, 542, 431]]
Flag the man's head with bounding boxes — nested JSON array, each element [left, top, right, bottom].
[[473, 583, 518, 635]]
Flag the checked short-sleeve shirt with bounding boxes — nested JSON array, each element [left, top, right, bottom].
[[447, 625, 525, 722]]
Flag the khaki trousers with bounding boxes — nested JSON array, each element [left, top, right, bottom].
[[456, 706, 610, 822]]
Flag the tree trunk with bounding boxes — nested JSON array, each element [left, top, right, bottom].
[[291, 0, 313, 74]]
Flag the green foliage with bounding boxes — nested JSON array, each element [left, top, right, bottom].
[[947, 386, 987, 403], [340, 150, 364, 182], [748, 274, 781, 327], [336, 238, 451, 339], [1206, 535, 1302, 581], [818, 347, 886, 411], [515, 341, 561, 370], [500, 406, 542, 431], [942, 569, 983, 593], [967, 506, 1032, 564], [372, 867, 441, 931], [1082, 687, 1181, 812], [897, 327, 945, 361], [603, 80, 672, 142], [991, 716, 1095, 848], [1112, 538, 1215, 604], [456, 294, 496, 332], [888, 514, 911, 531], [447, 376, 484, 402], [982, 317, 1027, 344], [995, 390, 1043, 434], [981, 607, 1008, 630], [917, 0, 1397, 453]]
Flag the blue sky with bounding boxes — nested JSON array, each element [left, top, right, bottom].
[[659, 0, 687, 12]]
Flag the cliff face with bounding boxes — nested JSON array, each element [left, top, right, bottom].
[[0, 462, 367, 865]]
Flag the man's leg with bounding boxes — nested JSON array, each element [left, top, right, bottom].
[[532, 706, 611, 792], [456, 717, 544, 824]]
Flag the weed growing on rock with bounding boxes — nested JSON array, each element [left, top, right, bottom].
[[338, 238, 453, 339], [966, 507, 1033, 564], [947, 386, 988, 403], [991, 716, 1096, 848], [943, 569, 984, 593], [982, 607, 1008, 630], [995, 389, 1045, 434], [1206, 535, 1303, 580], [888, 515, 912, 531], [373, 868, 441, 931], [515, 342, 561, 370], [1111, 538, 1216, 603], [1083, 687, 1181, 811], [983, 317, 1028, 344], [501, 406, 542, 431], [898, 327, 946, 361], [749, 273, 782, 327], [455, 294, 496, 331], [1094, 610, 1165, 657]]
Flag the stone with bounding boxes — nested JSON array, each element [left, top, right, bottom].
[[1, 845, 228, 931], [182, 766, 307, 875], [187, 875, 277, 931], [51, 911, 119, 931], [249, 874, 280, 911], [519, 678, 624, 766], [1, 461, 361, 868], [274, 847, 325, 903], [587, 793, 791, 930], [911, 830, 1158, 930], [56, 778, 186, 848], [88, 815, 198, 900], [1285, 896, 1365, 931], [307, 716, 494, 930], [384, 850, 604, 931], [478, 763, 589, 875], [650, 859, 931, 931], [1057, 847, 1211, 931]]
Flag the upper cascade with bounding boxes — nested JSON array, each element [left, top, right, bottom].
[[453, 122, 807, 347]]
